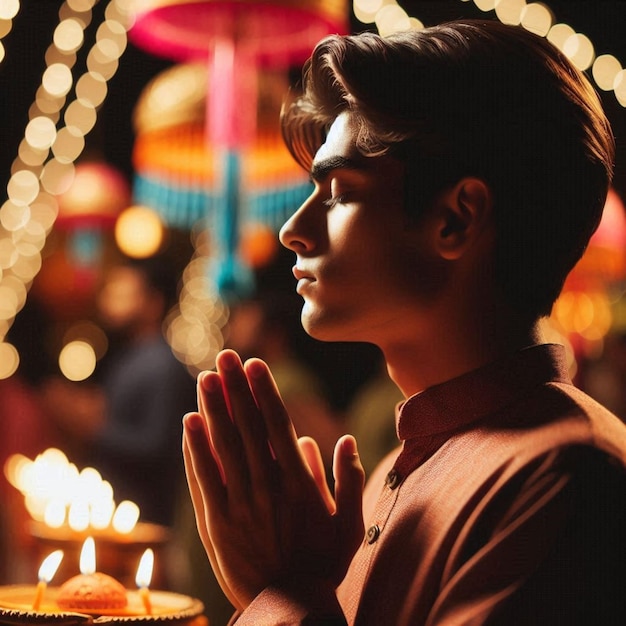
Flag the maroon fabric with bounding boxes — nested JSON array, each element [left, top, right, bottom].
[[234, 344, 626, 625]]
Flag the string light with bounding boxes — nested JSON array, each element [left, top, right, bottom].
[[0, 0, 20, 65], [352, 0, 626, 107], [0, 0, 133, 378]]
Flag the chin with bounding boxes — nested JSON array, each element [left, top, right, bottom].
[[300, 306, 359, 343]]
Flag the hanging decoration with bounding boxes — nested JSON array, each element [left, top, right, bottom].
[[127, 0, 348, 299]]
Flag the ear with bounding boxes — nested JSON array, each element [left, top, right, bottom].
[[434, 177, 493, 260]]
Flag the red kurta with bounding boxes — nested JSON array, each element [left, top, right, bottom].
[[233, 344, 626, 625]]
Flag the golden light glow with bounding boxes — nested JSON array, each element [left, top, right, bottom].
[[114, 205, 164, 258], [0, 341, 19, 379], [37, 550, 64, 583], [593, 54, 622, 92], [75, 71, 108, 107], [44, 498, 67, 528], [40, 159, 75, 195], [25, 116, 57, 151], [54, 18, 85, 53], [375, 4, 411, 37], [520, 3, 553, 37], [68, 499, 90, 531], [135, 548, 154, 588], [80, 537, 96, 575], [0, 0, 132, 361], [58, 339, 97, 381], [614, 70, 626, 107], [64, 98, 98, 134], [473, 0, 497, 12], [42, 63, 74, 97], [112, 500, 140, 534], [64, 320, 109, 359], [495, 0, 526, 25], [0, 0, 19, 20], [351, 1, 624, 107], [563, 32, 595, 71], [52, 126, 86, 163]]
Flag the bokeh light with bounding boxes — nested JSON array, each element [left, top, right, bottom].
[[114, 205, 164, 258], [58, 339, 97, 381]]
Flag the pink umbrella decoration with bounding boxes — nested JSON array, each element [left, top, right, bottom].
[[127, 0, 348, 297]]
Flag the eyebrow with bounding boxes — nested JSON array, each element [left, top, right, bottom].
[[309, 156, 364, 183]]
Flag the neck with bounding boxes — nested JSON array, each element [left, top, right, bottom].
[[382, 308, 544, 399]]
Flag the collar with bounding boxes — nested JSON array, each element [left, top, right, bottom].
[[396, 343, 572, 442]]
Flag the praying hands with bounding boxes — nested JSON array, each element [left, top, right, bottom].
[[182, 349, 365, 612]]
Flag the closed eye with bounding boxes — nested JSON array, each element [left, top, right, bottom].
[[323, 195, 346, 209]]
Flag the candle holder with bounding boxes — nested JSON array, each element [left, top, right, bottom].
[[0, 586, 205, 624]]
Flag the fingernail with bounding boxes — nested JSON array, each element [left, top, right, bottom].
[[201, 372, 221, 392], [342, 435, 358, 456], [184, 413, 202, 431], [218, 350, 240, 371]]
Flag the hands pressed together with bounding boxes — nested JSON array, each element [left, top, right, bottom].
[[182, 349, 366, 612]]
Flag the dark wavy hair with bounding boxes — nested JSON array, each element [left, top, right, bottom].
[[281, 20, 615, 318]]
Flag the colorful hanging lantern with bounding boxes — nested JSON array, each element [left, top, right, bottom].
[[55, 160, 130, 276], [127, 0, 348, 298]]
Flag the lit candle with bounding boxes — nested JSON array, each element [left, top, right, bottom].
[[80, 536, 96, 575], [32, 550, 64, 610], [112, 500, 140, 534], [135, 548, 154, 614]]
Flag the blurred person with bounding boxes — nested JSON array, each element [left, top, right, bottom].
[[45, 255, 196, 528], [182, 20, 626, 625]]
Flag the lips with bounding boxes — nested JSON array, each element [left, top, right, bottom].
[[292, 266, 314, 281], [292, 266, 315, 294]]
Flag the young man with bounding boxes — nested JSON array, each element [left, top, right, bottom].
[[183, 20, 626, 624]]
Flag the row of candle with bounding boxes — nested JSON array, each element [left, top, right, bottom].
[[5, 448, 142, 534], [33, 537, 154, 613]]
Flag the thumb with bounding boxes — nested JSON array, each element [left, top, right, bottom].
[[333, 435, 365, 570]]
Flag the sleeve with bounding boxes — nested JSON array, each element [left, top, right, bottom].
[[426, 446, 626, 626], [229, 579, 347, 626]]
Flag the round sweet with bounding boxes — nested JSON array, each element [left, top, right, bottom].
[[56, 573, 128, 610]]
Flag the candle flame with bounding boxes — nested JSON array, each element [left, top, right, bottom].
[[112, 500, 140, 534], [79, 537, 96, 575], [135, 548, 154, 588], [38, 550, 64, 583]]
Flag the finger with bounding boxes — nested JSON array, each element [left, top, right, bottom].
[[182, 417, 241, 609], [215, 351, 276, 492], [198, 367, 251, 501], [182, 411, 229, 518], [333, 435, 365, 555], [245, 358, 308, 480], [298, 436, 335, 514]]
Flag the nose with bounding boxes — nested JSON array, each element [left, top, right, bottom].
[[279, 193, 318, 254]]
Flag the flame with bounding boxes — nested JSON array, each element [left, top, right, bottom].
[[112, 500, 140, 534], [5, 448, 141, 534], [79, 537, 96, 575], [38, 550, 64, 583], [135, 548, 154, 589]]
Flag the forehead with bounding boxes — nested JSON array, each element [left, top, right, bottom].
[[314, 111, 360, 164]]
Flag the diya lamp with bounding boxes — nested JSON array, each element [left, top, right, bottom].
[[56, 536, 128, 611], [0, 535, 206, 623]]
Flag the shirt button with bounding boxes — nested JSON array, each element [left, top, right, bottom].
[[385, 469, 400, 490], [366, 524, 380, 544]]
